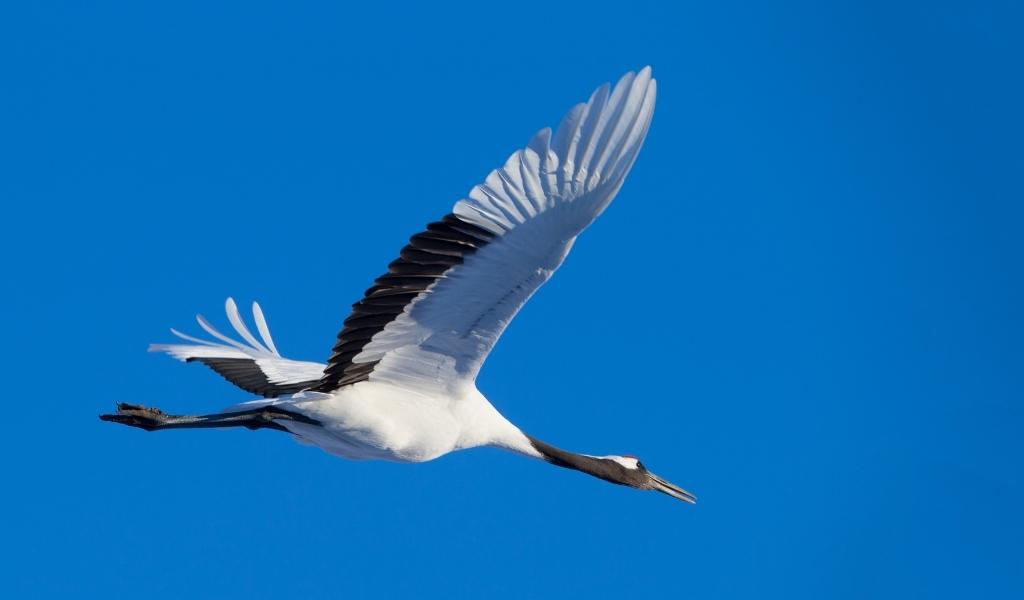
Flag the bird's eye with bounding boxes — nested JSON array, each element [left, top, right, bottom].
[[636, 461, 645, 470]]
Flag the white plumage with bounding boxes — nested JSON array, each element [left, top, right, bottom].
[[105, 67, 696, 504]]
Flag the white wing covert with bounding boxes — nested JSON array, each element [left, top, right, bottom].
[[150, 298, 326, 397], [314, 68, 656, 395]]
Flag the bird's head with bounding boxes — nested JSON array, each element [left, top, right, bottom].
[[597, 455, 697, 504]]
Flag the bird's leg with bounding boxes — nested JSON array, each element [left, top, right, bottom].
[[99, 403, 318, 433]]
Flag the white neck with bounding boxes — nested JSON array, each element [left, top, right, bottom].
[[454, 388, 543, 459]]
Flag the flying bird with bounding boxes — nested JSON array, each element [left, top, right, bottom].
[[101, 67, 696, 504]]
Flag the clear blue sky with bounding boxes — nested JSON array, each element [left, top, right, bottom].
[[2, 1, 1021, 598]]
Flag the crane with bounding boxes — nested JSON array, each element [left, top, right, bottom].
[[102, 67, 696, 504]]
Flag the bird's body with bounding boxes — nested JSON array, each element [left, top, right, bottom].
[[103, 67, 696, 504], [263, 385, 533, 463]]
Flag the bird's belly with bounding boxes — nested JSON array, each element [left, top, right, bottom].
[[279, 385, 463, 463]]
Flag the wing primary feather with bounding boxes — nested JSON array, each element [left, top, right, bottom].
[[527, 126, 551, 156], [592, 68, 648, 177], [561, 84, 605, 194], [225, 297, 272, 355], [585, 70, 637, 183], [569, 83, 611, 192], [551, 102, 586, 161], [196, 314, 256, 352], [168, 327, 222, 347], [251, 301, 281, 357], [517, 148, 545, 215], [607, 77, 656, 186]]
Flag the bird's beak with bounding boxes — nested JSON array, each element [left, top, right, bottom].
[[648, 473, 697, 504]]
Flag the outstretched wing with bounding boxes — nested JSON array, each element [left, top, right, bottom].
[[314, 67, 656, 395], [150, 298, 326, 397]]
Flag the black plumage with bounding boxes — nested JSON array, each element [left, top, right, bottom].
[[187, 357, 320, 398], [313, 213, 496, 391]]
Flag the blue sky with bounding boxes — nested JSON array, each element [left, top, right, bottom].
[[2, 1, 1021, 598]]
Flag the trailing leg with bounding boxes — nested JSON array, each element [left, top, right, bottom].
[[99, 403, 319, 432]]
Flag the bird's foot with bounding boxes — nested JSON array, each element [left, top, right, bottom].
[[99, 403, 171, 431]]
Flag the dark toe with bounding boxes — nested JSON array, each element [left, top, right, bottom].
[[100, 404, 167, 431]]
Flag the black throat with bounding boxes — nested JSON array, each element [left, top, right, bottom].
[[526, 435, 636, 487]]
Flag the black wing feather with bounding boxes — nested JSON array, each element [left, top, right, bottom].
[[312, 213, 496, 392], [188, 357, 320, 398]]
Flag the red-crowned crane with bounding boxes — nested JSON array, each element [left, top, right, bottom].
[[102, 67, 696, 504]]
